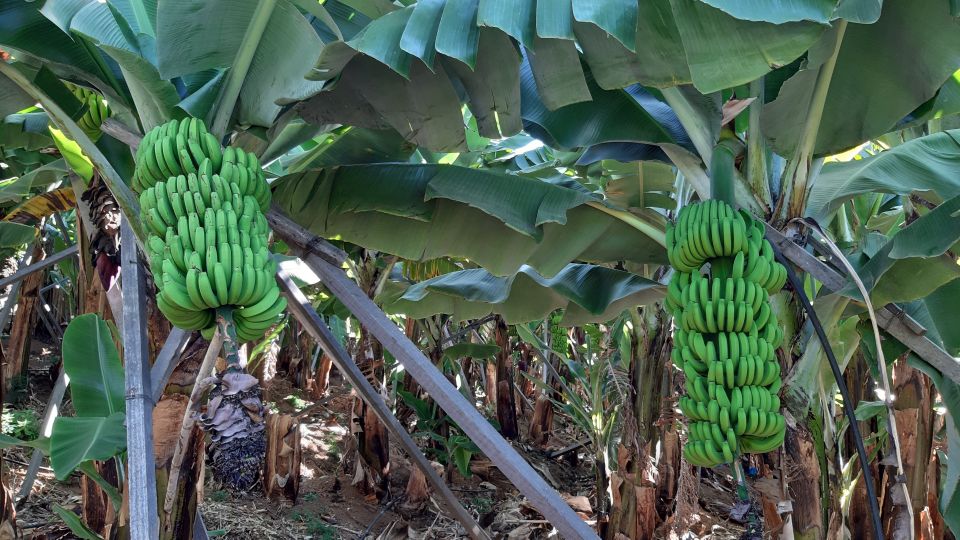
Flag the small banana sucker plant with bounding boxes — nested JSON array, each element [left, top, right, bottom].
[[1, 314, 125, 539], [521, 316, 632, 514]]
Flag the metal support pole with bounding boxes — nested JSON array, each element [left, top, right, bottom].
[[120, 220, 158, 539]]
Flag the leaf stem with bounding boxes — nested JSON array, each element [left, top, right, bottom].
[[710, 138, 738, 206], [209, 0, 278, 139], [216, 307, 244, 369], [777, 21, 848, 222], [746, 77, 771, 208], [586, 202, 666, 247], [660, 87, 715, 166]]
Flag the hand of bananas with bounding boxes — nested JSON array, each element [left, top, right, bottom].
[[664, 200, 788, 467], [133, 118, 285, 343], [133, 118, 271, 212], [66, 83, 110, 140]]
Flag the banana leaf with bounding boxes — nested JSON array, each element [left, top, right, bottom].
[[763, 0, 960, 157], [806, 130, 960, 223], [292, 0, 829, 149], [380, 263, 665, 325], [271, 164, 668, 277], [50, 413, 126, 480], [61, 314, 125, 418], [156, 0, 325, 126], [0, 222, 36, 247], [3, 187, 77, 225]]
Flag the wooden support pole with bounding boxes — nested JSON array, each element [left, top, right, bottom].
[[277, 268, 487, 539], [291, 253, 599, 539], [120, 220, 159, 540], [0, 245, 78, 291], [765, 224, 960, 385], [0, 241, 36, 333], [15, 369, 68, 502], [150, 328, 191, 402]]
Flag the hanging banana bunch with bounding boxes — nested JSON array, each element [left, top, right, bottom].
[[133, 120, 270, 211], [132, 118, 285, 343], [65, 82, 110, 141], [132, 117, 283, 490], [664, 200, 788, 467]]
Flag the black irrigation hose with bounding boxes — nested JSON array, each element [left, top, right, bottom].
[[773, 249, 885, 540]]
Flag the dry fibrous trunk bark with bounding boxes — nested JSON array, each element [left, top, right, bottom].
[[311, 353, 333, 398], [670, 433, 703, 536], [881, 359, 934, 539], [263, 414, 301, 502], [615, 307, 669, 540], [157, 337, 212, 539], [351, 328, 390, 498], [156, 394, 205, 540], [845, 354, 879, 540], [286, 323, 314, 388], [484, 361, 497, 409], [494, 317, 518, 439], [0, 355, 16, 540], [528, 395, 554, 447], [81, 460, 120, 537], [349, 254, 391, 497], [923, 446, 946, 540], [786, 424, 824, 540], [402, 464, 431, 512], [3, 243, 45, 388]]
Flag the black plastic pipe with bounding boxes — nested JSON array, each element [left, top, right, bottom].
[[773, 249, 884, 540]]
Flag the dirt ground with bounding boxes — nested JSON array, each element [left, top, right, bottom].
[[4, 344, 747, 539]]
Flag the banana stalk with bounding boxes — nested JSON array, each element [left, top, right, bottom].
[[200, 308, 267, 491]]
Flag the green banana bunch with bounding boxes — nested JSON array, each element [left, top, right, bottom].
[[65, 82, 110, 140], [665, 200, 788, 467], [550, 310, 569, 355], [134, 119, 284, 343], [132, 118, 271, 211]]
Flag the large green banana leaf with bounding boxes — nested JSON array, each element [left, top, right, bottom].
[[49, 314, 127, 480], [61, 314, 126, 418], [806, 130, 960, 223], [59, 1, 179, 130], [668, 0, 824, 93], [289, 0, 826, 150], [899, 69, 960, 130], [0, 222, 36, 247], [156, 0, 325, 127], [0, 74, 35, 118], [380, 263, 664, 325], [763, 0, 960, 158], [0, 160, 69, 204], [0, 1, 119, 95], [271, 164, 667, 277], [0, 113, 53, 152], [695, 0, 838, 23], [838, 199, 960, 307]]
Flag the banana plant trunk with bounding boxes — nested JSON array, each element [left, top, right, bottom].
[[611, 306, 671, 539], [3, 242, 45, 390], [494, 317, 519, 439]]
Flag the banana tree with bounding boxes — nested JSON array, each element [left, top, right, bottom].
[[4, 0, 960, 539]]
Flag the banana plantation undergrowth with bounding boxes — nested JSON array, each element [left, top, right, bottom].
[[3, 0, 960, 539]]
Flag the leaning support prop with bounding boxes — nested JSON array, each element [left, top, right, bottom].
[[99, 118, 599, 539]]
